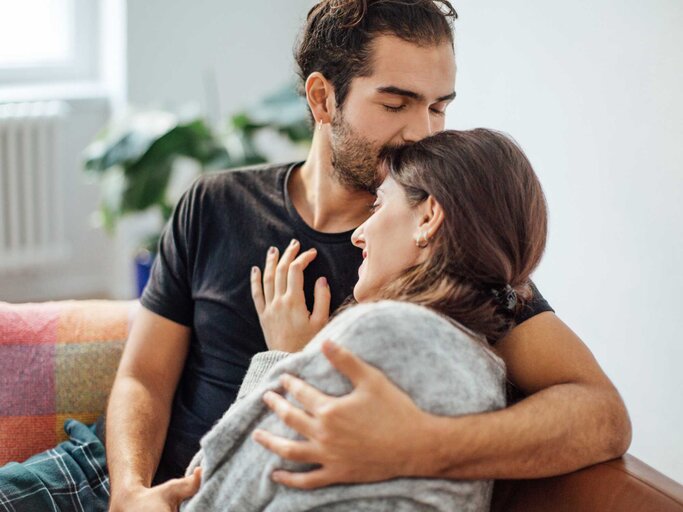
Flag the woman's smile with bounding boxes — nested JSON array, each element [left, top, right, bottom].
[[351, 177, 426, 301]]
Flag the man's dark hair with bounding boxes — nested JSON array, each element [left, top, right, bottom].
[[294, 0, 457, 117]]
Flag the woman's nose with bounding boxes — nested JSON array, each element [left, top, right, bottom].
[[351, 225, 366, 248]]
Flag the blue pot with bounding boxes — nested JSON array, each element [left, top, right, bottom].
[[134, 250, 156, 298]]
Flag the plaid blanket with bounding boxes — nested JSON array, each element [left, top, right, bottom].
[[0, 419, 109, 511]]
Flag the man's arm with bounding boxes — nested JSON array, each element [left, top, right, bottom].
[[107, 307, 200, 511], [426, 311, 632, 479], [251, 313, 632, 488]]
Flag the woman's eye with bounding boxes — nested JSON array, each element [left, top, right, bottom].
[[369, 202, 381, 213], [383, 104, 406, 113]]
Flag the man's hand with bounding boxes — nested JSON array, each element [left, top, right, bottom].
[[251, 239, 330, 352], [251, 340, 433, 489], [109, 467, 202, 512]]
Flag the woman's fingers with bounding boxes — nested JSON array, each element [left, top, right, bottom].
[[261, 241, 322, 302], [275, 240, 301, 296], [286, 248, 318, 300], [311, 276, 331, 324], [251, 266, 265, 314], [251, 429, 319, 463], [263, 246, 279, 303]]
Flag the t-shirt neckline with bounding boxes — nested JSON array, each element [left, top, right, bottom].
[[282, 161, 359, 244]]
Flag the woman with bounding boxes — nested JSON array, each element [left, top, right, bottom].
[[181, 128, 548, 511]]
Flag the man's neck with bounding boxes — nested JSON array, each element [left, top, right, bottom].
[[289, 139, 374, 234]]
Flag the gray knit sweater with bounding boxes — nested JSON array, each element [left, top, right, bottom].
[[181, 300, 506, 512]]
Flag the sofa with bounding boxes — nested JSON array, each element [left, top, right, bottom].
[[1, 299, 682, 511]]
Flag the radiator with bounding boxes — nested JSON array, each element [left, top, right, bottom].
[[0, 101, 70, 273]]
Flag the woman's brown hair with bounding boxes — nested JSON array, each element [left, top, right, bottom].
[[374, 129, 548, 344]]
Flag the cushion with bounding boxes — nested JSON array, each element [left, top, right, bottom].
[[0, 300, 136, 465]]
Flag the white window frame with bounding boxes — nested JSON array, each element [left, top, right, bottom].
[[0, 0, 101, 86]]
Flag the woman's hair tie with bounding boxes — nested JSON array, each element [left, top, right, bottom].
[[491, 284, 518, 312]]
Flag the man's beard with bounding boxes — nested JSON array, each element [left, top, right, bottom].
[[329, 111, 387, 194]]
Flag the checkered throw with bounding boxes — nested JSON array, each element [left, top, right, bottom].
[[0, 300, 135, 466]]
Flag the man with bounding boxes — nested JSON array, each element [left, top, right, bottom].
[[0, 1, 630, 511], [108, 1, 630, 509]]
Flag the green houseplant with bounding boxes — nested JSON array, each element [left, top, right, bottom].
[[83, 84, 312, 296], [83, 111, 230, 243]]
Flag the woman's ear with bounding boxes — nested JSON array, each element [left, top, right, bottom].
[[416, 196, 445, 241], [305, 72, 335, 126]]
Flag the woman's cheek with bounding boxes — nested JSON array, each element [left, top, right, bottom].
[[353, 279, 367, 302], [354, 261, 377, 302]]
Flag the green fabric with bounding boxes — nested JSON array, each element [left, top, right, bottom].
[[0, 420, 109, 511]]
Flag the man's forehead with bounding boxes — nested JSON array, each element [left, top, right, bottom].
[[365, 35, 456, 99]]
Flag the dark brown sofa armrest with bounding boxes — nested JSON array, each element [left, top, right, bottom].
[[492, 455, 683, 512]]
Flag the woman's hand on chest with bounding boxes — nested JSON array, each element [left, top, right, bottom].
[[250, 239, 331, 352]]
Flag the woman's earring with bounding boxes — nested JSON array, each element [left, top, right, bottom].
[[318, 119, 323, 131], [415, 231, 429, 248]]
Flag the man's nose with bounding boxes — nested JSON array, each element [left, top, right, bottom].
[[402, 110, 433, 143]]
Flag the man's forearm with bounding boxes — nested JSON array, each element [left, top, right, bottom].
[[423, 382, 631, 480], [106, 376, 173, 497]]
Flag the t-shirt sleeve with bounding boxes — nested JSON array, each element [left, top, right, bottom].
[[514, 280, 554, 325], [140, 181, 199, 327]]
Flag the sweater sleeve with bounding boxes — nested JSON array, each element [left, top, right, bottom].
[[237, 350, 290, 399]]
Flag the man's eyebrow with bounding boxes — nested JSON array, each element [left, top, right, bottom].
[[376, 86, 456, 103], [436, 91, 457, 102]]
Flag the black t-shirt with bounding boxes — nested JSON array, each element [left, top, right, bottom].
[[141, 162, 554, 479]]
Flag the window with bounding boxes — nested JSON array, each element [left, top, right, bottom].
[[0, 0, 100, 85]]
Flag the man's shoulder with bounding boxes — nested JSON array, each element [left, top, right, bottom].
[[181, 161, 297, 215], [194, 161, 294, 193]]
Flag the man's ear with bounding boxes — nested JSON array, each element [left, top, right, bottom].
[[416, 196, 445, 240], [305, 72, 335, 125]]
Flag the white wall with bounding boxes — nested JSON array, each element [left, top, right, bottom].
[[446, 0, 682, 481], [126, 0, 314, 119], [0, 97, 117, 302]]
